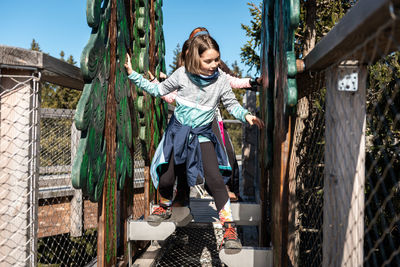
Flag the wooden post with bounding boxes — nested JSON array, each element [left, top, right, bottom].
[[0, 68, 39, 266], [323, 63, 366, 267], [144, 166, 150, 218], [98, 0, 118, 265], [70, 121, 83, 237]]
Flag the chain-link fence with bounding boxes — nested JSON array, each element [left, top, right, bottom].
[[289, 2, 400, 266], [0, 68, 149, 266], [37, 107, 98, 266], [1, 70, 40, 266]]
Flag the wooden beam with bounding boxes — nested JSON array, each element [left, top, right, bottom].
[[0, 45, 42, 67], [305, 0, 400, 71], [41, 53, 84, 90], [0, 45, 84, 90]]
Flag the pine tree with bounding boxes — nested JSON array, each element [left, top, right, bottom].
[[60, 51, 65, 61], [169, 43, 181, 75], [29, 39, 81, 109], [30, 39, 41, 51], [240, 2, 262, 73], [54, 55, 82, 109]]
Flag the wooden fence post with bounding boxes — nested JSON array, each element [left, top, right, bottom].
[[70, 121, 83, 237], [324, 62, 366, 267]]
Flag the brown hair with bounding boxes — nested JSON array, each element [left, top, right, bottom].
[[185, 34, 220, 75], [177, 39, 190, 68]]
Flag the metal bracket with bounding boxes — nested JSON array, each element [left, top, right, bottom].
[[338, 65, 358, 92]]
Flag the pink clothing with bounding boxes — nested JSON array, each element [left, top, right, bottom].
[[218, 121, 226, 146], [226, 74, 251, 89], [161, 90, 177, 104], [151, 78, 177, 104]]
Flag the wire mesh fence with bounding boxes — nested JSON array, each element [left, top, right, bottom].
[[0, 68, 149, 265], [290, 5, 400, 266], [0, 71, 40, 266], [37, 107, 98, 266]]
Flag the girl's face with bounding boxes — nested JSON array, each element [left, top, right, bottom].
[[199, 49, 220, 76]]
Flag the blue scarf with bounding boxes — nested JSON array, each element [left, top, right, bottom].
[[187, 70, 219, 87]]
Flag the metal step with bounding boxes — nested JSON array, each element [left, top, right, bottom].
[[127, 207, 192, 241], [190, 199, 261, 225], [219, 246, 273, 267]]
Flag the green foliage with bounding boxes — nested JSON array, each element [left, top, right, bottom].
[[364, 52, 400, 265], [240, 1, 356, 69], [219, 61, 247, 153], [37, 229, 97, 266], [296, 0, 355, 57], [169, 43, 181, 75], [40, 117, 73, 167], [31, 38, 41, 51], [29, 39, 82, 109], [240, 2, 262, 73]]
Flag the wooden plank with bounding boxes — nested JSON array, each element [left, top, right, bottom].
[[39, 165, 71, 174], [143, 166, 150, 219], [70, 121, 82, 237], [323, 63, 366, 266], [41, 54, 84, 90], [40, 108, 75, 119], [305, 0, 400, 70], [0, 45, 42, 67], [0, 45, 84, 90]]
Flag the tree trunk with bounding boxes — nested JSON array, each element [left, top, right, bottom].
[[302, 0, 317, 57]]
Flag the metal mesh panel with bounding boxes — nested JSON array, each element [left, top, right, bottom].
[[37, 107, 97, 266], [295, 87, 326, 266], [0, 71, 40, 267], [154, 223, 225, 267], [364, 53, 400, 266], [133, 137, 146, 219], [290, 8, 400, 266]]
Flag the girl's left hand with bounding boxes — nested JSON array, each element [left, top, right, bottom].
[[245, 114, 265, 129]]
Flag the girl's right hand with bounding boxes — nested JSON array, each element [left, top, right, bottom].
[[124, 53, 133, 75], [245, 114, 265, 129]]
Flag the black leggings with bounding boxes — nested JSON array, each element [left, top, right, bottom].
[[158, 142, 229, 212]]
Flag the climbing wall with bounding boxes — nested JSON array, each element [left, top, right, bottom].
[[72, 0, 167, 265]]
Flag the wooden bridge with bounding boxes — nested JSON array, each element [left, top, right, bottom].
[[1, 0, 400, 266]]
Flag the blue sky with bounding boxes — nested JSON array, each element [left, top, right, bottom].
[[0, 0, 259, 76]]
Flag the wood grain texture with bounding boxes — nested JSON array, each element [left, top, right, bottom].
[[323, 64, 366, 267]]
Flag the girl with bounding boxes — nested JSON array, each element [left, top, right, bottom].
[[154, 28, 262, 204], [125, 34, 264, 250]]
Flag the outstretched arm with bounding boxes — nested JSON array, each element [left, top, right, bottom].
[[125, 54, 179, 97], [245, 114, 264, 129]]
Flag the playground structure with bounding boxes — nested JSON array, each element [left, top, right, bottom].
[[1, 0, 400, 266]]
